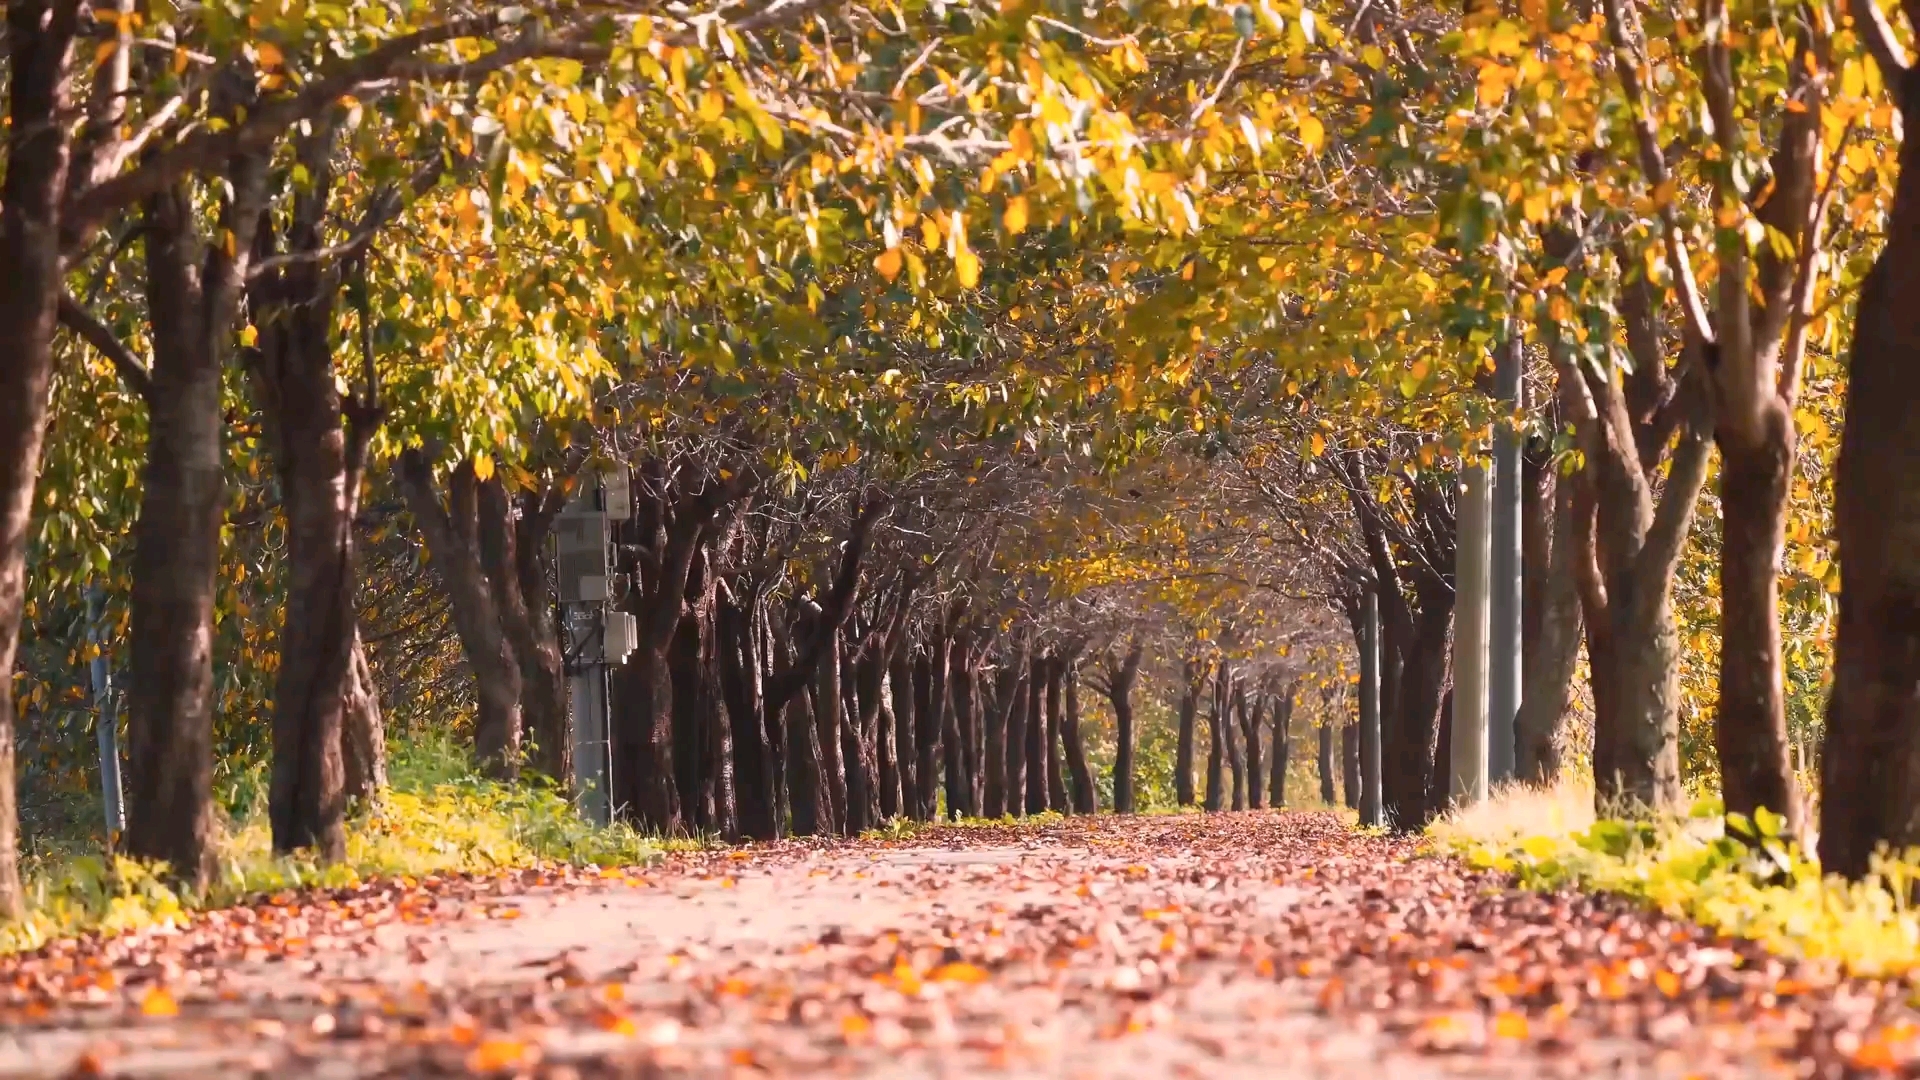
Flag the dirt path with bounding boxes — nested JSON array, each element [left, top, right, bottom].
[[0, 813, 1900, 1077]]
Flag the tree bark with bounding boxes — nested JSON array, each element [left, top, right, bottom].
[[342, 631, 387, 802], [1175, 659, 1201, 807], [1105, 643, 1143, 814], [944, 636, 973, 819], [396, 452, 523, 777], [1043, 655, 1068, 812], [1204, 666, 1228, 812], [1820, 57, 1920, 875], [892, 649, 919, 818], [124, 160, 268, 888], [1061, 662, 1096, 813], [814, 631, 848, 834], [1023, 653, 1047, 814], [0, 0, 82, 921], [1341, 721, 1360, 809], [984, 641, 1026, 818], [246, 201, 369, 860], [1516, 462, 1582, 783], [1244, 691, 1265, 810], [1717, 407, 1804, 834], [995, 652, 1028, 818], [717, 581, 775, 839], [1319, 720, 1336, 806], [918, 637, 947, 820], [1269, 690, 1293, 808]]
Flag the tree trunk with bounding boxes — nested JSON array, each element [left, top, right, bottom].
[[1175, 659, 1201, 807], [0, 0, 82, 920], [984, 645, 1024, 818], [1244, 692, 1265, 810], [1822, 173, 1920, 872], [1269, 691, 1292, 808], [508, 491, 568, 786], [1319, 720, 1336, 806], [1023, 654, 1047, 814], [342, 631, 387, 802], [1228, 681, 1249, 811], [917, 642, 946, 820], [1516, 464, 1582, 783], [877, 664, 902, 819], [1384, 608, 1452, 831], [396, 453, 523, 777], [788, 672, 824, 836], [994, 657, 1027, 818], [1043, 655, 1068, 812], [124, 166, 267, 889], [1204, 667, 1227, 813], [892, 650, 919, 818], [1717, 407, 1804, 834], [1061, 662, 1096, 813], [849, 636, 887, 832], [718, 583, 775, 839], [1341, 721, 1360, 809], [944, 637, 972, 819], [1106, 643, 1143, 814], [814, 632, 848, 834]]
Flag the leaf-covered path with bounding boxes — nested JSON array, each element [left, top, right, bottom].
[[0, 813, 1901, 1078]]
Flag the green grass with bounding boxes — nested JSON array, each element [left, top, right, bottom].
[[2, 731, 658, 954], [1434, 780, 1920, 979]]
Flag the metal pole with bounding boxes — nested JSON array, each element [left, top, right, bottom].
[[85, 587, 126, 836], [1489, 334, 1524, 784], [569, 608, 611, 827], [1359, 586, 1384, 828], [1452, 463, 1491, 808]]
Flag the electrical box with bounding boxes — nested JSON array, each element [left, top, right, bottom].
[[553, 503, 610, 605], [603, 609, 638, 665], [600, 468, 632, 521]]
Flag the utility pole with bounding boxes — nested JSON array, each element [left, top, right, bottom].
[[1488, 332, 1524, 785], [1359, 585, 1384, 828], [1452, 462, 1491, 808], [556, 470, 638, 827], [85, 586, 125, 838]]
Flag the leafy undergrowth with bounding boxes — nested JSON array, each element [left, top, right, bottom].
[[2, 733, 656, 953], [1434, 778, 1920, 979]]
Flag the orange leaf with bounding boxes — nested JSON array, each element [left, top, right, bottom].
[[930, 962, 989, 984], [874, 247, 904, 282], [139, 987, 179, 1018], [467, 1037, 533, 1073], [1492, 1010, 1529, 1040]]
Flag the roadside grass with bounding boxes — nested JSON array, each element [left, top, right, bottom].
[[1, 731, 657, 954], [1433, 778, 1920, 979]]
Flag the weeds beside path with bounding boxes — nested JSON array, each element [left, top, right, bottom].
[[0, 812, 1906, 1077]]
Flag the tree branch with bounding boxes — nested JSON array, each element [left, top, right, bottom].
[[1601, 0, 1716, 348], [57, 291, 152, 402]]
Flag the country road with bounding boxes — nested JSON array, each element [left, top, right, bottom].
[[0, 814, 1892, 1078]]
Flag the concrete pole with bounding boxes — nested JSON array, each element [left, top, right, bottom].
[[85, 586, 125, 836], [1488, 335, 1524, 784], [1452, 463, 1492, 808], [1359, 586, 1384, 828]]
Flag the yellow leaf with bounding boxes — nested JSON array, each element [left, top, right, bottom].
[[699, 89, 726, 122], [1003, 195, 1029, 235], [955, 250, 981, 289], [1298, 112, 1325, 153], [239, 325, 259, 348], [874, 247, 904, 281], [140, 987, 179, 1017], [472, 453, 495, 482], [1309, 433, 1326, 457]]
